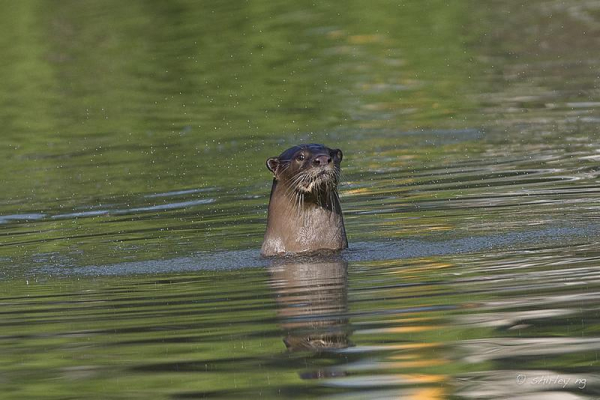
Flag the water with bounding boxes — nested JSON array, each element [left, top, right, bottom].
[[1, 0, 600, 398]]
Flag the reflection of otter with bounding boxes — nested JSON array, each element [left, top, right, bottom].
[[261, 144, 348, 257], [269, 256, 351, 353]]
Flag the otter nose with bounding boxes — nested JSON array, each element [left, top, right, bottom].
[[313, 155, 332, 166]]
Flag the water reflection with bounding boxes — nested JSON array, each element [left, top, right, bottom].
[[269, 255, 351, 379], [0, 0, 599, 398]]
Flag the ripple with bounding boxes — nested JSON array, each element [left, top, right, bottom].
[[0, 213, 46, 224], [144, 188, 216, 198], [49, 199, 215, 220], [460, 337, 600, 364]]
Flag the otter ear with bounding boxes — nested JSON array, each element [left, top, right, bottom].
[[266, 157, 280, 176], [335, 149, 343, 162]]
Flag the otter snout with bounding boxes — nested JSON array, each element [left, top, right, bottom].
[[312, 155, 332, 167]]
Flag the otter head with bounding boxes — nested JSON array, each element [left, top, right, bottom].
[[266, 144, 343, 195]]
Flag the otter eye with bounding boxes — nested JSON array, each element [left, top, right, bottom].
[[296, 153, 305, 162]]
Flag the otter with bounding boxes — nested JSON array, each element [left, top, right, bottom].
[[261, 144, 348, 256]]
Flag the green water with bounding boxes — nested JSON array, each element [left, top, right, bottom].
[[1, 0, 600, 398]]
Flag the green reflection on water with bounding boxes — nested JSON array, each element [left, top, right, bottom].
[[0, 0, 489, 270], [1, 1, 600, 397], [0, 0, 479, 203], [0, 270, 292, 399], [3, 246, 598, 399]]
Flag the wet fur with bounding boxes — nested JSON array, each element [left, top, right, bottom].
[[261, 144, 348, 256]]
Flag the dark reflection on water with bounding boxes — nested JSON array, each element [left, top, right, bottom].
[[1, 0, 600, 398], [269, 256, 351, 353]]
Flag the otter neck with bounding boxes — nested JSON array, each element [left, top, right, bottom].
[[270, 179, 339, 213], [262, 178, 347, 256]]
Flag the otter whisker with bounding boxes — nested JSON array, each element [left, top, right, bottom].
[[283, 172, 307, 200]]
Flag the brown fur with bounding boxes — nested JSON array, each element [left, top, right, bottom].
[[261, 144, 348, 257]]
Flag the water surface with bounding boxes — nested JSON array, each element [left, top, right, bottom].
[[1, 0, 600, 398]]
